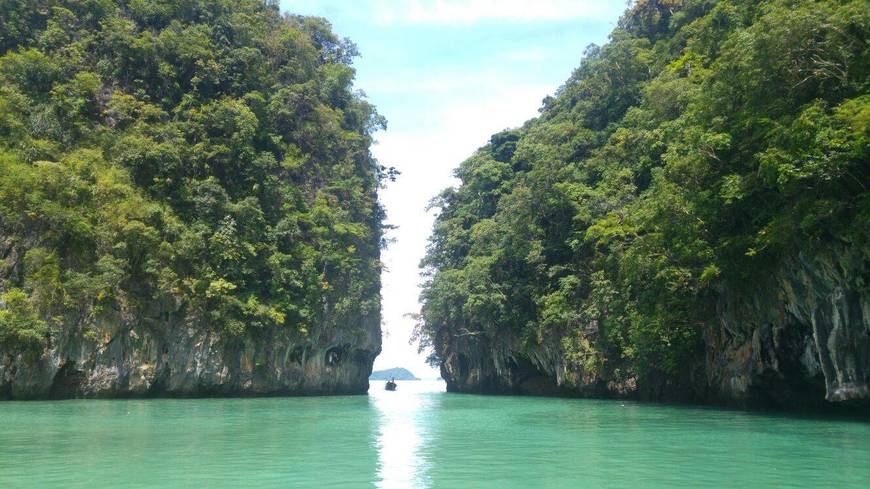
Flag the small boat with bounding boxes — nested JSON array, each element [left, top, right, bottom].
[[385, 380, 397, 391]]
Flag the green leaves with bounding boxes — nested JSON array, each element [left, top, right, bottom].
[[23, 247, 61, 307], [0, 289, 49, 350], [0, 0, 384, 344], [418, 0, 869, 391], [0, 48, 61, 96]]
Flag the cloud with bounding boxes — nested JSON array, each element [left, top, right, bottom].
[[279, 0, 623, 376], [375, 0, 623, 25], [503, 46, 554, 62], [283, 0, 625, 27], [371, 81, 550, 376], [363, 70, 544, 96]]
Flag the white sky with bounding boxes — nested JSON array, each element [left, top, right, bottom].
[[281, 0, 625, 378]]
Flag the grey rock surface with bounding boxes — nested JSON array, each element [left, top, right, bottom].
[[437, 246, 868, 409], [0, 311, 380, 399]]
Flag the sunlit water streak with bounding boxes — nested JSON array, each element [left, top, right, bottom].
[[370, 380, 444, 488], [0, 381, 868, 488]]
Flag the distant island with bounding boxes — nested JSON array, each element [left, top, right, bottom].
[[370, 368, 419, 381]]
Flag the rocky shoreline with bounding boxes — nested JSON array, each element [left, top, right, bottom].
[[1, 313, 380, 400], [437, 248, 868, 412]]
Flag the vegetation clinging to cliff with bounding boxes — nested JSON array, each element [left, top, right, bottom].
[[0, 0, 387, 345], [416, 0, 869, 389]]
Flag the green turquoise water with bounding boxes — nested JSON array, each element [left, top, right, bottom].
[[1, 380, 868, 488]]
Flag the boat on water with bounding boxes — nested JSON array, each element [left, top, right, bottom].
[[385, 380, 397, 391]]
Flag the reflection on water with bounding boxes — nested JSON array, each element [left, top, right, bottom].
[[370, 380, 445, 488], [368, 381, 870, 489], [1, 381, 869, 488]]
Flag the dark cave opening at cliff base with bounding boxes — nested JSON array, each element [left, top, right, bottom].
[[739, 320, 827, 411], [444, 353, 573, 397], [49, 361, 85, 400]]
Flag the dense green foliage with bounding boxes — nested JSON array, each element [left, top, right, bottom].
[[417, 0, 869, 388], [0, 1, 386, 347]]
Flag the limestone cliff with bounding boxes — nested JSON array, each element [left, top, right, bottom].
[[0, 310, 380, 399], [0, 1, 386, 399], [416, 0, 868, 412], [706, 246, 868, 407], [437, 246, 868, 410]]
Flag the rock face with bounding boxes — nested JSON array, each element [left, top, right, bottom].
[[706, 246, 869, 408], [0, 312, 380, 399], [438, 247, 869, 410]]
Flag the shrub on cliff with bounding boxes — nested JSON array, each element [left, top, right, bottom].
[[0, 0, 386, 344], [417, 0, 869, 390]]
